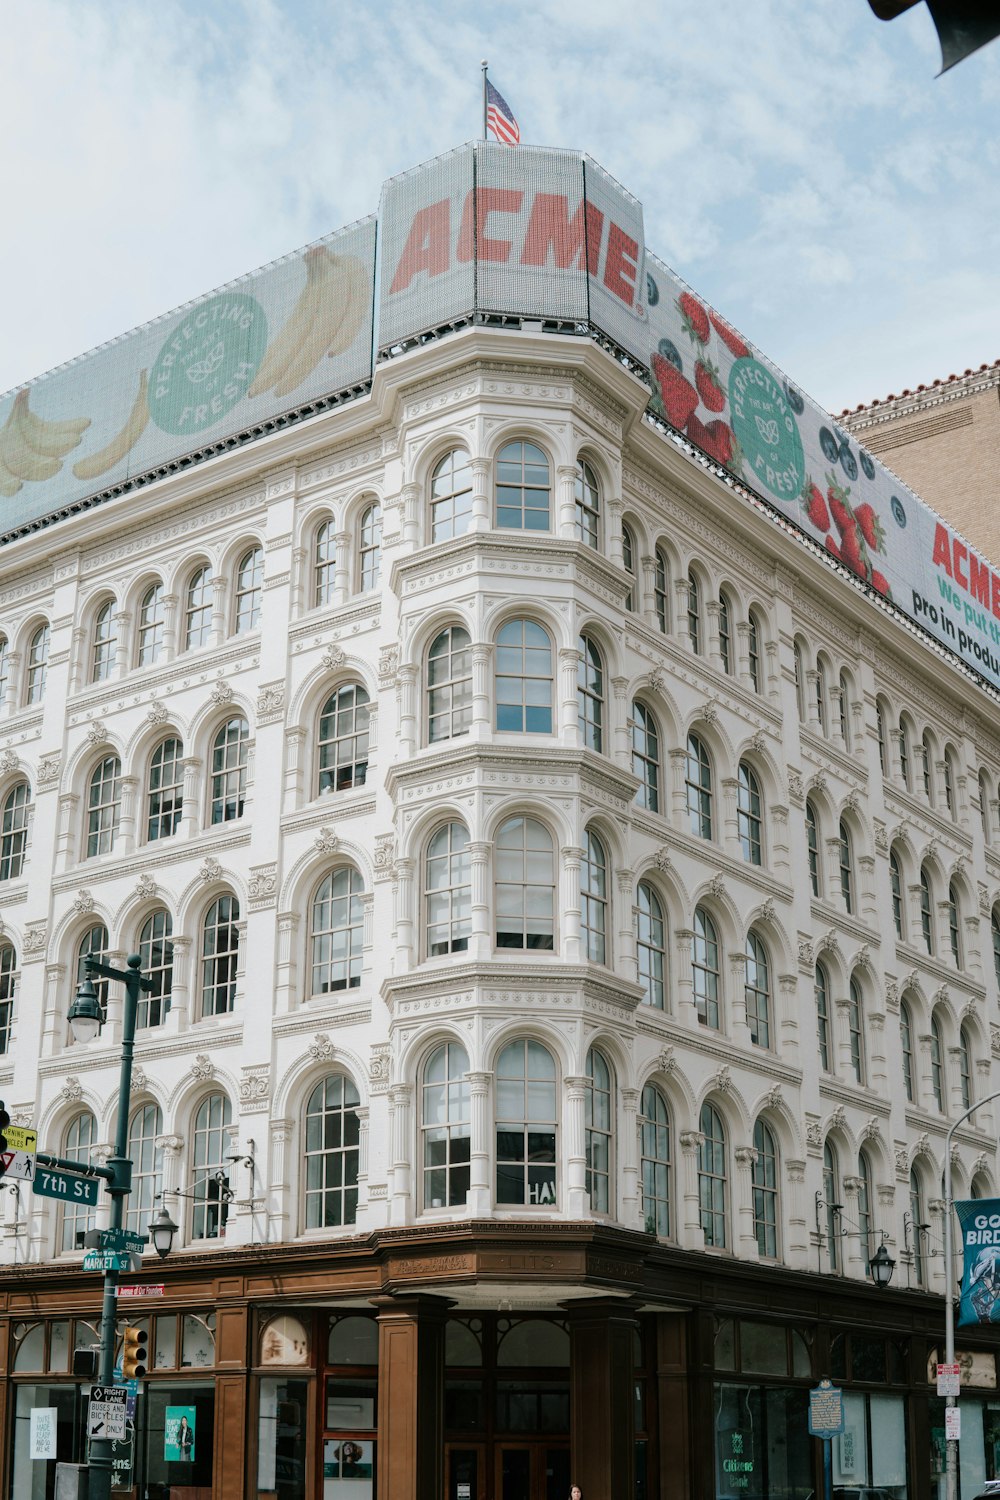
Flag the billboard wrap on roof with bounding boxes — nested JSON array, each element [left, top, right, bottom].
[[1, 141, 999, 699]]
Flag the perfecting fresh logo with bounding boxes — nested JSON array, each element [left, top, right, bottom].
[[150, 293, 268, 436], [729, 357, 804, 501]]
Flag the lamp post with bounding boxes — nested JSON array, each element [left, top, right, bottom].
[[68, 953, 174, 1500], [943, 1087, 1000, 1500]]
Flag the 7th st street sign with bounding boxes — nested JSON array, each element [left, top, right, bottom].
[[34, 1166, 100, 1206]]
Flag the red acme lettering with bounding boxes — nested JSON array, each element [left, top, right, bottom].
[[388, 189, 639, 311], [934, 523, 1000, 620]]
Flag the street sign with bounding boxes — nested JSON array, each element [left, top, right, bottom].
[[33, 1166, 100, 1205], [0, 1149, 35, 1181], [808, 1380, 845, 1436], [116, 1284, 165, 1299], [5, 1126, 37, 1152], [89, 1386, 128, 1442], [83, 1251, 134, 1273], [937, 1362, 961, 1397], [98, 1228, 148, 1255], [946, 1407, 962, 1441]]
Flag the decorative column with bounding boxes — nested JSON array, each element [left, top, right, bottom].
[[842, 1175, 865, 1276], [112, 612, 131, 680], [805, 670, 821, 731], [679, 1130, 705, 1248], [611, 676, 630, 769], [395, 858, 415, 971], [274, 913, 300, 1012], [825, 837, 844, 902], [181, 757, 202, 839], [41, 963, 67, 1058], [69, 626, 87, 693], [830, 684, 846, 749], [388, 1084, 413, 1223], [166, 936, 192, 1031], [334, 530, 351, 604], [1, 652, 20, 718], [858, 854, 877, 923], [917, 1031, 935, 1103], [361, 894, 375, 983], [674, 579, 693, 650], [567, 1298, 638, 1500], [736, 620, 752, 686], [561, 847, 584, 963], [706, 598, 722, 668], [470, 457, 490, 532], [607, 500, 624, 567], [616, 870, 637, 985], [401, 482, 420, 547], [674, 928, 696, 1025], [559, 647, 581, 746], [56, 793, 80, 869], [373, 1294, 450, 1500], [466, 1072, 492, 1216], [354, 1105, 370, 1223], [963, 915, 983, 978], [778, 973, 799, 1058], [869, 1009, 887, 1090], [471, 645, 492, 740], [729, 952, 753, 1049], [620, 1088, 642, 1229], [267, 1118, 293, 1244], [161, 593, 179, 660], [764, 638, 780, 700], [721, 777, 740, 857], [785, 1159, 809, 1268], [734, 1144, 760, 1260], [289, 544, 308, 616], [117, 775, 139, 854], [771, 803, 790, 878], [670, 748, 689, 827], [283, 726, 306, 809], [397, 664, 419, 757], [556, 463, 578, 537], [469, 842, 491, 960], [210, 574, 227, 646], [564, 1075, 589, 1217]]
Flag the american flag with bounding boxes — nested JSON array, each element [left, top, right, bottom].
[[486, 81, 520, 146]]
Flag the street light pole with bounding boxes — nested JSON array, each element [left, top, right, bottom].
[[943, 1086, 1000, 1500], [69, 953, 153, 1500]]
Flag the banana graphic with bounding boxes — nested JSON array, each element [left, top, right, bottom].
[[72, 370, 149, 482], [0, 389, 92, 485], [248, 246, 368, 400]]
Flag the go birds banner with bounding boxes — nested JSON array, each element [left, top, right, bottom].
[[956, 1201, 1000, 1326], [3, 142, 1000, 702]]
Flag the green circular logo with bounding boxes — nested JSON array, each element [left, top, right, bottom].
[[150, 292, 268, 436], [728, 357, 804, 501]]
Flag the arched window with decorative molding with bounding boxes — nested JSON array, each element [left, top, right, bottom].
[[125, 1103, 162, 1235], [430, 449, 474, 542], [718, 592, 733, 674], [692, 906, 720, 1030], [752, 1118, 779, 1259], [496, 1038, 557, 1207], [816, 963, 831, 1072], [137, 910, 172, 1029], [61, 1112, 97, 1251], [0, 942, 15, 1054], [823, 1140, 840, 1272], [191, 1092, 232, 1241], [136, 582, 165, 666], [421, 1042, 470, 1209], [640, 1084, 671, 1238], [930, 1014, 945, 1111], [574, 459, 600, 549], [636, 881, 666, 1010], [1, 781, 30, 881], [425, 823, 471, 957], [318, 686, 369, 794], [26, 622, 49, 705], [889, 850, 904, 940], [581, 830, 608, 966], [184, 565, 213, 651], [147, 737, 184, 842], [748, 609, 763, 693], [585, 1047, 613, 1213], [496, 441, 550, 531], [311, 868, 364, 993], [948, 882, 962, 966], [654, 549, 669, 633], [838, 821, 854, 914], [920, 867, 934, 954], [305, 1074, 361, 1228], [698, 1103, 726, 1248], [959, 1023, 973, 1110], [900, 999, 915, 1103], [426, 627, 472, 744], [211, 717, 250, 823], [314, 519, 337, 607], [744, 930, 771, 1048], [92, 599, 117, 682], [494, 817, 555, 952], [234, 546, 263, 633], [577, 635, 604, 753], [632, 702, 660, 813], [358, 501, 382, 593], [495, 620, 553, 734], [201, 893, 240, 1017], [737, 762, 763, 865], [86, 756, 121, 859], [685, 734, 713, 840], [805, 800, 821, 898], [848, 976, 865, 1085]]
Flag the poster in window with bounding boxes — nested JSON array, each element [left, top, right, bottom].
[[324, 1439, 373, 1479], [164, 1405, 196, 1462]]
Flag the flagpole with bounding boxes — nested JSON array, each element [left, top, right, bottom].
[[481, 59, 488, 139]]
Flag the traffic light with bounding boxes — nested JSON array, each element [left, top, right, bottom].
[[121, 1324, 148, 1380], [0, 1101, 9, 1181]]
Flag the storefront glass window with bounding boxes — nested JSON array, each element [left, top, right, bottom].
[[328, 1315, 379, 1365], [143, 1382, 215, 1493], [155, 1314, 178, 1369], [741, 1322, 786, 1377], [49, 1320, 70, 1372], [834, 1391, 906, 1498], [13, 1323, 45, 1371], [715, 1318, 736, 1371], [181, 1312, 216, 1368], [445, 1318, 484, 1366], [12, 1384, 82, 1498], [258, 1375, 309, 1500], [715, 1382, 812, 1500]]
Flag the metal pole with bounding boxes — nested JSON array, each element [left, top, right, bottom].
[[83, 954, 151, 1500], [481, 59, 488, 140], [943, 1087, 1000, 1500]]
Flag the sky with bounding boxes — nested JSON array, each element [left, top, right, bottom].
[[1, 0, 998, 415]]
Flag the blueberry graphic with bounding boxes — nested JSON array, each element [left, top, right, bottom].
[[657, 338, 683, 373], [891, 495, 907, 528], [819, 427, 840, 464], [859, 450, 876, 481], [646, 272, 660, 307], [783, 382, 805, 415], [839, 444, 858, 482]]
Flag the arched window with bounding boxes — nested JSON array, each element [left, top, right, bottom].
[[685, 734, 713, 840], [427, 627, 472, 743], [838, 821, 853, 914], [718, 593, 732, 674], [1, 782, 30, 881], [496, 441, 550, 531], [948, 882, 961, 965], [744, 931, 771, 1048], [632, 702, 660, 813], [752, 1119, 779, 1259], [858, 1151, 873, 1266], [823, 1141, 840, 1272], [86, 756, 121, 858], [640, 1084, 671, 1237], [900, 1000, 915, 1103], [147, 737, 184, 841], [687, 571, 701, 654], [234, 546, 263, 633], [318, 685, 369, 793], [581, 831, 608, 965], [981, 772, 992, 844], [430, 450, 474, 542], [495, 817, 554, 951], [495, 620, 553, 734], [191, 1093, 232, 1240], [748, 610, 762, 693], [910, 1168, 926, 1285], [311, 868, 364, 992], [889, 850, 904, 939], [92, 600, 117, 682], [920, 867, 934, 954], [814, 659, 827, 734], [838, 670, 852, 745], [621, 523, 636, 612], [0, 943, 15, 1053], [574, 459, 600, 548], [136, 583, 165, 666], [585, 1047, 613, 1213], [305, 1074, 360, 1227], [421, 1043, 470, 1209], [577, 636, 604, 752], [211, 717, 250, 822], [126, 1103, 162, 1235], [0, 635, 8, 708], [654, 549, 669, 633], [816, 963, 830, 1071], [805, 800, 821, 898], [848, 977, 865, 1085], [496, 1039, 557, 1206], [26, 623, 49, 705], [137, 910, 172, 1029], [698, 1104, 726, 1248], [737, 762, 762, 865], [76, 925, 109, 1027], [959, 1024, 973, 1110], [61, 1113, 97, 1251], [930, 1014, 945, 1110], [922, 732, 934, 802], [692, 906, 720, 1030], [944, 749, 957, 817], [876, 700, 888, 776], [425, 823, 471, 956], [358, 501, 382, 592], [314, 519, 336, 606], [794, 642, 807, 722], [202, 894, 240, 1017], [898, 717, 910, 789], [636, 881, 666, 1010], [993, 908, 1000, 988], [185, 565, 213, 650]]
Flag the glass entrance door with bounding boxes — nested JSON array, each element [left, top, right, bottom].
[[495, 1443, 569, 1500], [447, 1444, 486, 1500]]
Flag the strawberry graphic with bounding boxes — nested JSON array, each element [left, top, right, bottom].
[[801, 477, 829, 532], [709, 311, 751, 359], [677, 291, 710, 345], [853, 501, 886, 554], [825, 535, 842, 561], [838, 521, 870, 580], [694, 357, 725, 413], [826, 473, 854, 537], [871, 570, 892, 599], [704, 418, 737, 467], [685, 412, 712, 452], [651, 353, 699, 430]]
